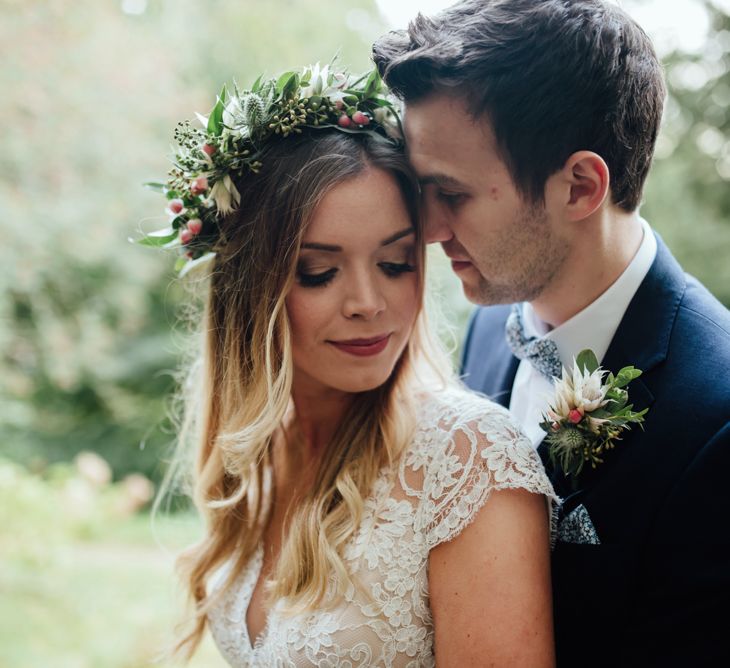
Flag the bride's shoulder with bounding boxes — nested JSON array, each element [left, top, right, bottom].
[[414, 384, 519, 438]]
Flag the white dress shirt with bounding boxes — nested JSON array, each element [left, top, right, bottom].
[[509, 219, 658, 447]]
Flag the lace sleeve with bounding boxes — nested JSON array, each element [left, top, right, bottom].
[[407, 395, 559, 550]]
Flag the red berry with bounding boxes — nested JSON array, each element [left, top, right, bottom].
[[190, 176, 209, 196], [202, 143, 216, 157], [352, 111, 370, 126], [337, 114, 352, 128], [169, 199, 184, 215], [180, 229, 193, 245], [187, 218, 203, 235], [568, 409, 583, 424]]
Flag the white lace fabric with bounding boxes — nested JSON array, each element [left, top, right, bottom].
[[207, 388, 559, 667]]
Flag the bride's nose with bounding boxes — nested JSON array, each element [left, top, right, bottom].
[[342, 271, 386, 320]]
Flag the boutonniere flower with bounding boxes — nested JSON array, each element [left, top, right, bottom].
[[539, 349, 649, 479]]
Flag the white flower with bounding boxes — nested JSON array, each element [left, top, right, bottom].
[[210, 175, 240, 215], [547, 360, 609, 421], [301, 63, 348, 105], [571, 362, 609, 413], [549, 371, 576, 419]]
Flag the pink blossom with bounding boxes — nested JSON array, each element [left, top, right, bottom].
[[180, 228, 193, 245], [568, 409, 583, 424], [168, 199, 184, 215], [352, 110, 370, 125], [191, 176, 209, 196], [187, 218, 203, 235], [202, 143, 216, 157], [337, 114, 352, 128]]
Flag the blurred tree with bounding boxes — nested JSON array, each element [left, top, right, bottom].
[[0, 0, 727, 482], [0, 0, 387, 480], [639, 0, 730, 305]]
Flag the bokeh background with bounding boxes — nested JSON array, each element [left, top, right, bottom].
[[1, 0, 728, 666]]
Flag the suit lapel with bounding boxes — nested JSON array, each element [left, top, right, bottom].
[[552, 234, 686, 498]]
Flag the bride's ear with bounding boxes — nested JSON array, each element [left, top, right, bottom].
[[559, 151, 610, 222]]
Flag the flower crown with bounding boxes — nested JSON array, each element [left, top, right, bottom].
[[135, 63, 403, 275]]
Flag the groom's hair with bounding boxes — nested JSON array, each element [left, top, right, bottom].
[[373, 0, 666, 212]]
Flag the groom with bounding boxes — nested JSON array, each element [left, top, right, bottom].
[[374, 0, 730, 665]]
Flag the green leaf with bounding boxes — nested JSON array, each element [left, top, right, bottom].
[[250, 74, 263, 93], [276, 71, 296, 95], [143, 181, 167, 194], [363, 68, 382, 97], [614, 366, 642, 388], [207, 85, 227, 136], [575, 349, 599, 374], [135, 229, 178, 247]]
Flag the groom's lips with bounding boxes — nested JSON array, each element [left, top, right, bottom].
[[447, 255, 472, 272]]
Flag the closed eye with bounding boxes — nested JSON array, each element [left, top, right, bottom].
[[436, 191, 467, 208], [378, 262, 416, 277], [297, 267, 338, 287]]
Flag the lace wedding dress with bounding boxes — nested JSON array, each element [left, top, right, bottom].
[[207, 388, 558, 667]]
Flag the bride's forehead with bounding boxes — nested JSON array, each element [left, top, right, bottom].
[[303, 171, 413, 244]]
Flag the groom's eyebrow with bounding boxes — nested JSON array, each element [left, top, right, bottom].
[[418, 174, 467, 190]]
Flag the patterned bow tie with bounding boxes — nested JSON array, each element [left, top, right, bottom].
[[505, 304, 563, 381]]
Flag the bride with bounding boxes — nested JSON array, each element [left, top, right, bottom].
[[146, 64, 557, 667]]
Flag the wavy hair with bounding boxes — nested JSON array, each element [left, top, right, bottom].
[[158, 129, 454, 658]]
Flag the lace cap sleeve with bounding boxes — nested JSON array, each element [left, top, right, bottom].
[[405, 391, 559, 550]]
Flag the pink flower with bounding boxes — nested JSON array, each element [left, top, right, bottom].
[[334, 100, 344, 110], [168, 199, 184, 215], [337, 114, 352, 128], [352, 110, 370, 125], [187, 218, 203, 235], [180, 228, 193, 245], [202, 143, 216, 157], [190, 176, 209, 196], [568, 409, 583, 424]]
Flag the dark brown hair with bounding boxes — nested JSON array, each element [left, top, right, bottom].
[[373, 0, 667, 211]]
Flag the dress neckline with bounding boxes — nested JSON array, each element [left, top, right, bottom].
[[241, 543, 267, 651]]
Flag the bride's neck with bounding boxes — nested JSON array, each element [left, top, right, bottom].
[[283, 382, 353, 464]]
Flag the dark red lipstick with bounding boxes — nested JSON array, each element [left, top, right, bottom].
[[328, 334, 391, 357]]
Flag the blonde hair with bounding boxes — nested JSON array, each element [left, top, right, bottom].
[[159, 130, 454, 659]]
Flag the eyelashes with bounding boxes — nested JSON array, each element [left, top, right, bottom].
[[297, 267, 338, 288], [297, 262, 416, 288]]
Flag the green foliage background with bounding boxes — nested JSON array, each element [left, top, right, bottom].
[[1, 0, 728, 483]]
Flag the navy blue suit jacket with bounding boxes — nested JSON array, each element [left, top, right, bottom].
[[461, 236, 730, 667]]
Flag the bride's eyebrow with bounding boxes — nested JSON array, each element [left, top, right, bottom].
[[300, 228, 414, 252]]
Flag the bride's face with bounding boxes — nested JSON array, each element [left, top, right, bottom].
[[286, 166, 420, 396]]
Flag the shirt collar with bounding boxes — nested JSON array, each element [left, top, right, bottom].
[[522, 218, 657, 367]]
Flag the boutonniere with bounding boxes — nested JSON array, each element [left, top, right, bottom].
[[539, 349, 649, 479]]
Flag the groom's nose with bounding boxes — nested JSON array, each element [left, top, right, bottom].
[[423, 205, 454, 244]]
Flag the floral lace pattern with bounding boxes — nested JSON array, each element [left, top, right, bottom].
[[207, 388, 558, 667]]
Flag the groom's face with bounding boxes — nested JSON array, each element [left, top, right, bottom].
[[404, 94, 569, 305]]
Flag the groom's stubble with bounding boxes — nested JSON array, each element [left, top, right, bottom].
[[456, 198, 570, 308]]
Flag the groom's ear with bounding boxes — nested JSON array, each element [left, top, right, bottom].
[[559, 151, 610, 221]]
